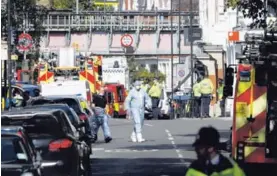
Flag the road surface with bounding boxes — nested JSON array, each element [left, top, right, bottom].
[[90, 117, 232, 176]]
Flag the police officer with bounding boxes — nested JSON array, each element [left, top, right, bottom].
[[185, 126, 246, 176], [199, 75, 214, 118], [148, 78, 162, 120], [124, 80, 152, 142], [217, 79, 225, 117], [192, 78, 202, 118], [141, 78, 150, 93]]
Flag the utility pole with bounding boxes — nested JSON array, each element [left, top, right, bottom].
[[190, 0, 194, 92], [7, 0, 12, 109], [170, 0, 174, 119], [178, 0, 181, 63], [76, 0, 79, 14]]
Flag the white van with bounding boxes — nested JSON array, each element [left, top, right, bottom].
[[40, 80, 92, 104]]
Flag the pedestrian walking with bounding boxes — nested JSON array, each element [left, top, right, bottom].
[[91, 86, 112, 143], [124, 80, 152, 142], [217, 79, 225, 117], [185, 126, 246, 176], [192, 78, 202, 118], [148, 78, 162, 120], [199, 75, 214, 118]]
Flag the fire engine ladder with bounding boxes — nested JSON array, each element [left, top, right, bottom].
[[53, 67, 80, 81], [23, 11, 199, 55]]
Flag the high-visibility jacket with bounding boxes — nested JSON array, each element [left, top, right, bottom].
[[141, 84, 150, 93], [148, 84, 162, 98], [217, 85, 224, 100], [193, 82, 201, 97], [199, 78, 214, 95], [185, 154, 246, 176]]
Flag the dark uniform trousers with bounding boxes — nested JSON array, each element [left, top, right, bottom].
[[185, 154, 246, 176], [193, 97, 201, 117], [201, 94, 211, 117], [151, 97, 160, 119]]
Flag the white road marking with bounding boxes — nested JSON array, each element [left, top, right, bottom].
[[92, 148, 105, 151], [165, 129, 185, 164], [145, 123, 153, 127], [103, 149, 159, 153], [180, 117, 232, 121]]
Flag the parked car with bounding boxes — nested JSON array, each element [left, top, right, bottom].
[[1, 126, 61, 176], [28, 95, 94, 142], [2, 109, 90, 176]]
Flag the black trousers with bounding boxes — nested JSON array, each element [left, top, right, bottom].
[[193, 97, 201, 117], [201, 94, 211, 117], [220, 99, 225, 117], [151, 97, 160, 119]]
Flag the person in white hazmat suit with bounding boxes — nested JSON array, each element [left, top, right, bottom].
[[124, 80, 152, 142]]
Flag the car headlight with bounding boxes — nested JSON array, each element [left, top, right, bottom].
[[21, 173, 34, 176]]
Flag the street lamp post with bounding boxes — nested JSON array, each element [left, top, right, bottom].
[[178, 0, 181, 63], [170, 0, 174, 119], [76, 0, 79, 14], [190, 0, 194, 91], [7, 0, 12, 109]]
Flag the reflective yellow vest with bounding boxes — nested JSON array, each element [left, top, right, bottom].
[[199, 78, 214, 95], [148, 84, 162, 98], [217, 85, 224, 100], [185, 155, 246, 176], [141, 84, 150, 93], [193, 82, 201, 97]]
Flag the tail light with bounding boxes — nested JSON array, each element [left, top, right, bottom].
[[49, 139, 73, 152], [79, 114, 87, 120]]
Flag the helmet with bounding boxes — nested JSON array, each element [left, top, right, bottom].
[[193, 126, 220, 147]]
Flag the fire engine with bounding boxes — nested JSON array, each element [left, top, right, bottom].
[[104, 83, 127, 118], [224, 26, 277, 164]]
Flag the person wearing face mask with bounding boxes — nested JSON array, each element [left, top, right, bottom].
[[91, 87, 112, 143], [185, 126, 246, 176], [124, 80, 152, 142]]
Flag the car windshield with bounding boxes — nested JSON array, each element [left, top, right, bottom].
[[54, 99, 82, 114], [1, 137, 28, 164], [2, 115, 64, 138]]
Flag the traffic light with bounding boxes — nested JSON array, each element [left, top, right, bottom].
[[225, 67, 234, 86], [223, 86, 233, 97]]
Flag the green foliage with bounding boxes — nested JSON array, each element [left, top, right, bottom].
[[52, 0, 74, 9], [227, 0, 277, 28], [133, 67, 166, 85], [1, 0, 48, 49]]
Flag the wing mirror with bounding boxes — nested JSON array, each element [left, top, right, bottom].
[[17, 153, 28, 161], [41, 160, 63, 168]]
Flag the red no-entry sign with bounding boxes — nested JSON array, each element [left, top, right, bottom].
[[121, 34, 133, 47], [17, 33, 33, 51]]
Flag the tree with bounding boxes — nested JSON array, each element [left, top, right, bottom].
[[52, 0, 75, 9], [227, 0, 277, 28], [134, 67, 166, 85], [1, 0, 48, 49]]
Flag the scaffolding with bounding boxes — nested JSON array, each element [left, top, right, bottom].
[[23, 11, 199, 32]]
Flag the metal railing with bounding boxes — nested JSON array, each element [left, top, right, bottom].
[[23, 11, 200, 31]]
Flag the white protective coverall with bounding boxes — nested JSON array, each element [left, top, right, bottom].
[[124, 81, 152, 142]]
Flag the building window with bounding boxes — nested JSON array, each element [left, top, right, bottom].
[[150, 64, 158, 73]]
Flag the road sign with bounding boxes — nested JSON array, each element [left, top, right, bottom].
[[228, 31, 239, 42], [176, 64, 186, 83], [178, 70, 185, 77], [121, 34, 133, 47], [17, 33, 33, 51]]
